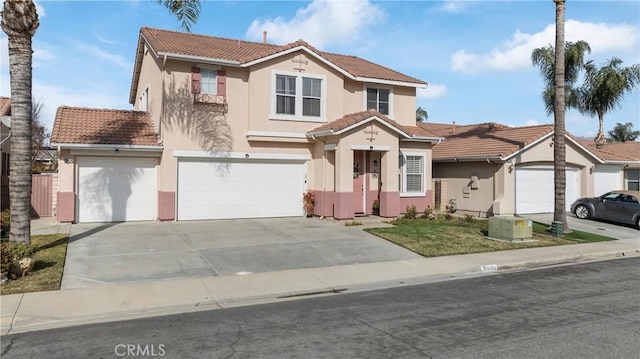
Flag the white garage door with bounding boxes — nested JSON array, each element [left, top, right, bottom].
[[78, 158, 157, 223], [594, 165, 623, 196], [515, 167, 580, 214], [178, 159, 306, 220]]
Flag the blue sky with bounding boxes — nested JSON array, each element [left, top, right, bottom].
[[1, 0, 638, 138]]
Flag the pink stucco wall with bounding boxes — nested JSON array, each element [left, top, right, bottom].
[[313, 190, 334, 218], [57, 192, 75, 223], [379, 191, 400, 218], [399, 190, 434, 213], [158, 191, 175, 221], [333, 191, 355, 219]]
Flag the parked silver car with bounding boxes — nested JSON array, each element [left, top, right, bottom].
[[570, 190, 640, 229]]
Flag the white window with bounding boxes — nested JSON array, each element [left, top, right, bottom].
[[366, 87, 391, 115], [399, 152, 424, 194], [627, 170, 640, 191], [272, 71, 326, 122], [139, 87, 148, 112], [200, 69, 217, 94]]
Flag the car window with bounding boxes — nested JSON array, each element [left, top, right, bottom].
[[623, 195, 638, 204], [603, 193, 621, 201]]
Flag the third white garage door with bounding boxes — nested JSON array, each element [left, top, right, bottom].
[[177, 159, 306, 220], [515, 167, 580, 214]]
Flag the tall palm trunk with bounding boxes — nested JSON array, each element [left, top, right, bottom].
[[553, 0, 568, 232], [594, 111, 606, 148], [2, 0, 40, 244]]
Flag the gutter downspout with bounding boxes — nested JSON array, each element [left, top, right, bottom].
[[311, 135, 326, 219], [160, 54, 167, 143]]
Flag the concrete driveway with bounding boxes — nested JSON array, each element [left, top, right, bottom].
[[524, 213, 639, 242], [61, 218, 421, 289]]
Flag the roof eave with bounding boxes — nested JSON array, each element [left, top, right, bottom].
[[157, 52, 241, 66], [52, 143, 163, 151], [401, 136, 444, 144], [357, 77, 427, 88], [433, 156, 505, 162], [306, 130, 335, 137]]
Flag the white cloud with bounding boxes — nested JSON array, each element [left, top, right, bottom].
[[417, 84, 447, 99], [452, 20, 639, 73], [525, 119, 541, 126], [245, 0, 384, 49], [76, 43, 130, 69], [441, 0, 467, 14], [34, 1, 45, 18]]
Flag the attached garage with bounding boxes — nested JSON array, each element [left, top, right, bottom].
[[594, 165, 623, 195], [177, 158, 306, 220], [515, 167, 580, 214], [77, 158, 157, 222]]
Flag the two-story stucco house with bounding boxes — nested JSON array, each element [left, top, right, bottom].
[[51, 27, 442, 223]]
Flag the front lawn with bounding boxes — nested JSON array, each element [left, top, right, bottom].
[[1, 234, 69, 295], [365, 217, 616, 258]]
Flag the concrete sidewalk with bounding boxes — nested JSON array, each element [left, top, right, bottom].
[[2, 237, 638, 335]]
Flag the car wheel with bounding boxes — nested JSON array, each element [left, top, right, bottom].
[[575, 205, 591, 219]]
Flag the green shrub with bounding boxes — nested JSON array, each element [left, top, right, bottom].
[[421, 206, 435, 220], [0, 209, 9, 229], [344, 221, 363, 226], [403, 205, 418, 220], [463, 214, 475, 223], [437, 213, 453, 222]]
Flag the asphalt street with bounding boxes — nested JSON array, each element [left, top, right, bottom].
[[1, 257, 639, 359]]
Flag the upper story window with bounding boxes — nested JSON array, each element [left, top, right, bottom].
[[398, 152, 424, 195], [272, 71, 326, 122], [138, 87, 148, 112], [200, 69, 218, 95], [366, 87, 391, 115]]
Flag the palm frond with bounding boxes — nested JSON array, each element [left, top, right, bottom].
[[159, 0, 201, 32]]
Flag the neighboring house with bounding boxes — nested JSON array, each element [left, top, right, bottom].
[[1, 97, 10, 211], [51, 27, 442, 223], [577, 140, 640, 193], [32, 146, 58, 173], [421, 122, 608, 216]]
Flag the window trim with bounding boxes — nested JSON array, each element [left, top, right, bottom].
[[626, 169, 639, 191], [363, 84, 394, 117], [398, 151, 425, 197], [270, 70, 327, 122]]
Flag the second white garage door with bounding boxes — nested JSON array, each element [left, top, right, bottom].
[[515, 167, 580, 214], [177, 159, 306, 220]]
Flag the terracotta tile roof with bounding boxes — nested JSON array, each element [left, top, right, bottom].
[[0, 97, 10, 117], [51, 106, 159, 146], [308, 109, 441, 140], [576, 139, 640, 162], [419, 122, 555, 160], [140, 27, 426, 85]]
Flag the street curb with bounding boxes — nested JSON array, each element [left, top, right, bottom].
[[488, 248, 640, 272]]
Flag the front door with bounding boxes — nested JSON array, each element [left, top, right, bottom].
[[353, 151, 365, 214]]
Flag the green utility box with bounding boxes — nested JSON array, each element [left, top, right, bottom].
[[488, 216, 533, 240]]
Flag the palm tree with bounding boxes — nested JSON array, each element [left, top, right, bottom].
[[158, 0, 201, 32], [531, 40, 591, 115], [1, 0, 40, 244], [1, 1, 201, 244], [416, 106, 428, 122], [552, 0, 568, 233], [577, 58, 640, 148], [607, 122, 640, 142]]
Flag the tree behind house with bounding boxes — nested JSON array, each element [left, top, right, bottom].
[[607, 122, 640, 143], [577, 58, 640, 148]]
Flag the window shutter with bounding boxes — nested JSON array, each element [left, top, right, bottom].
[[217, 70, 226, 96], [191, 67, 201, 94]]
